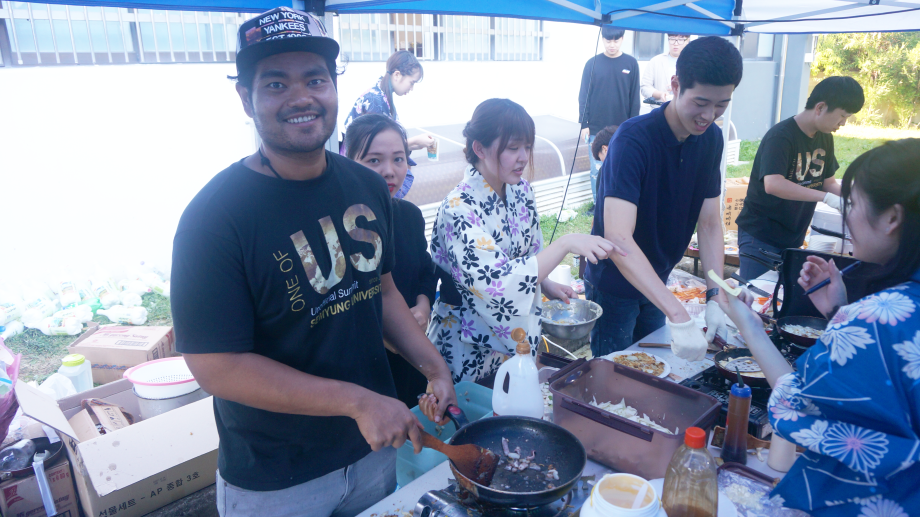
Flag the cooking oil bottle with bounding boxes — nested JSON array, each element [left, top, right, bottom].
[[661, 427, 718, 517]]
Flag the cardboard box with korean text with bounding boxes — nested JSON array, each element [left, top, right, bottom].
[[0, 456, 78, 517], [15, 379, 218, 517], [723, 177, 750, 231], [68, 326, 176, 385]]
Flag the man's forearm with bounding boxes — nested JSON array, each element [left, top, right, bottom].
[[606, 233, 688, 322], [184, 352, 371, 419], [764, 175, 826, 202], [823, 178, 842, 196], [698, 220, 726, 294], [382, 280, 450, 381]]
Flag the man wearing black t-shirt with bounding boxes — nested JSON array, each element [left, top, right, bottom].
[[170, 8, 456, 517], [736, 77, 864, 279], [578, 26, 640, 207]]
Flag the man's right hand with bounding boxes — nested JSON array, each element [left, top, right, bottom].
[[668, 317, 709, 362], [353, 392, 423, 454], [580, 128, 590, 144]]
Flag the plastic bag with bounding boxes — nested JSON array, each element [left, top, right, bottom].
[[0, 339, 23, 445], [37, 374, 77, 400]]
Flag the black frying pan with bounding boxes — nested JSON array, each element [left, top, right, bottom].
[[0, 437, 64, 481], [713, 348, 774, 389], [443, 407, 586, 508], [776, 316, 827, 350]]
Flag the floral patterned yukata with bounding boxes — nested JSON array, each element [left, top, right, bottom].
[[343, 76, 414, 198], [767, 268, 920, 516], [427, 166, 544, 383]]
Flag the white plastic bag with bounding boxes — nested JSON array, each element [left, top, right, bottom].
[[37, 373, 77, 400]]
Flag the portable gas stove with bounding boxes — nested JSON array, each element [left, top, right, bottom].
[[413, 476, 594, 517], [679, 331, 802, 440]]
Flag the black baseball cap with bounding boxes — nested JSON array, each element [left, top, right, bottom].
[[236, 7, 339, 76]]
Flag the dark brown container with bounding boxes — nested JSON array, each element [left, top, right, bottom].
[[549, 358, 721, 480]]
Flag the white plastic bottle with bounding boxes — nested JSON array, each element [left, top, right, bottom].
[[91, 277, 121, 309], [21, 300, 60, 329], [492, 329, 544, 419], [38, 317, 82, 336], [53, 305, 93, 324], [0, 321, 25, 340], [58, 354, 93, 393], [98, 305, 148, 325], [56, 279, 81, 308]]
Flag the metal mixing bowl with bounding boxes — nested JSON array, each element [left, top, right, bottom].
[[540, 298, 603, 340]]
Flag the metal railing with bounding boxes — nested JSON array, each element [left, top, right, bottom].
[[0, 2, 252, 66], [337, 13, 543, 62]]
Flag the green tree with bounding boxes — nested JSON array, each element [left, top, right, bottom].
[[813, 33, 920, 128]]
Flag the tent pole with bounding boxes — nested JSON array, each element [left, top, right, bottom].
[[775, 34, 788, 125]]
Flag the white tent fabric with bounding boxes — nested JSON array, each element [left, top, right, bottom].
[[743, 0, 920, 34]]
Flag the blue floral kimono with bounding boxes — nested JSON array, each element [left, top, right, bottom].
[[768, 268, 920, 516], [343, 77, 414, 198], [427, 166, 544, 383]]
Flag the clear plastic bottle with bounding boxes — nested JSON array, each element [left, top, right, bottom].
[[661, 427, 718, 517], [91, 277, 121, 309], [58, 354, 93, 393], [38, 317, 82, 336], [98, 305, 148, 325], [491, 328, 543, 418], [0, 321, 25, 340]]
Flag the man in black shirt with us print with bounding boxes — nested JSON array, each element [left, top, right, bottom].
[[736, 77, 864, 280], [170, 8, 455, 517]]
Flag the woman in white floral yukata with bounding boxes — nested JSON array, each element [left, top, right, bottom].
[[426, 98, 622, 383], [719, 139, 920, 516]]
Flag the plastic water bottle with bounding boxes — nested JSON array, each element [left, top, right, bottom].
[[91, 277, 121, 309], [491, 328, 543, 418], [38, 317, 82, 336], [118, 279, 151, 297], [58, 354, 93, 393], [0, 301, 24, 327], [53, 304, 93, 324], [98, 305, 148, 325], [22, 300, 60, 329], [56, 279, 81, 308], [118, 291, 143, 307], [0, 321, 24, 340]]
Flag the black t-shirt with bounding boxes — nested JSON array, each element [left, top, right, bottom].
[[736, 117, 839, 249], [578, 53, 641, 135], [171, 152, 396, 491], [586, 103, 722, 298], [390, 199, 436, 307]]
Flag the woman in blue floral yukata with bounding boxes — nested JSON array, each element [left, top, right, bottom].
[[720, 139, 920, 516], [342, 50, 434, 199], [426, 98, 623, 383]]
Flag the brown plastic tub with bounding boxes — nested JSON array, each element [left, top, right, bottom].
[[549, 358, 721, 480]]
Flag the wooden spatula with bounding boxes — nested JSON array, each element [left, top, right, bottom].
[[418, 430, 499, 486]]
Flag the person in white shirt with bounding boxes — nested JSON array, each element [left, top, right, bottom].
[[640, 34, 691, 102]]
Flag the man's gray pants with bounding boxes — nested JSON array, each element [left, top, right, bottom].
[[216, 447, 397, 517]]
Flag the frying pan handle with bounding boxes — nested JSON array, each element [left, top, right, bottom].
[[547, 358, 586, 385], [444, 404, 469, 430], [559, 398, 655, 442]]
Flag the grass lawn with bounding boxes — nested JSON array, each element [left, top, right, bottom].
[[726, 125, 920, 179], [5, 293, 172, 383], [540, 203, 595, 277]]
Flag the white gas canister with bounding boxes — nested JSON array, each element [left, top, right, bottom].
[[491, 328, 543, 419]]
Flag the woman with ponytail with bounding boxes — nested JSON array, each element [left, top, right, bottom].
[[343, 50, 434, 198], [718, 139, 920, 516]]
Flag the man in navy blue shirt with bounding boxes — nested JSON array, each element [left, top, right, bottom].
[[586, 37, 743, 360]]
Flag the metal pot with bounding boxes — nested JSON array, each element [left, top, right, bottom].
[[540, 299, 603, 341], [135, 388, 209, 420]]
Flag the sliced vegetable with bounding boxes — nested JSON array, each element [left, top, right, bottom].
[[707, 270, 743, 297]]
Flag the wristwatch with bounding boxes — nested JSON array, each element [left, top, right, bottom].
[[705, 288, 720, 303]]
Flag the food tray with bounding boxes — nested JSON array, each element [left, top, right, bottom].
[[549, 358, 720, 480], [603, 351, 672, 379]]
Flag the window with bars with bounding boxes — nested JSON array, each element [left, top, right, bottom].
[[337, 13, 543, 62], [0, 2, 251, 66]]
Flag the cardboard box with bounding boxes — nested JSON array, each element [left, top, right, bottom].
[[0, 457, 78, 517], [723, 177, 750, 231], [15, 379, 219, 517], [68, 326, 176, 385]]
